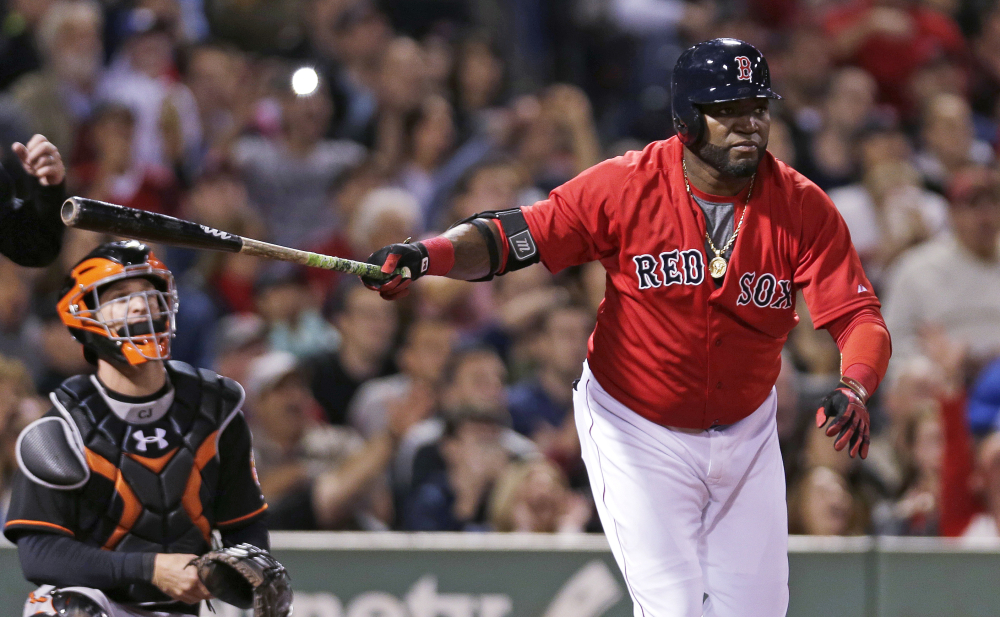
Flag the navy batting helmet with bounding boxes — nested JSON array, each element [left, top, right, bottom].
[[671, 38, 782, 146]]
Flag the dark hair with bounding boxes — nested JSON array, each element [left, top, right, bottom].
[[440, 343, 503, 388]]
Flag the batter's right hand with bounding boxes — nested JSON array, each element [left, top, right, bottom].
[[816, 386, 870, 459], [362, 242, 428, 300], [151, 553, 213, 605]]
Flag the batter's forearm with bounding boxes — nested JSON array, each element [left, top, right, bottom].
[[440, 221, 503, 280]]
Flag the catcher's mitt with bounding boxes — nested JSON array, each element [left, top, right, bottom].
[[191, 544, 292, 617]]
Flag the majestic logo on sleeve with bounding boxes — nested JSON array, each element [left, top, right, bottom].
[[132, 428, 169, 452], [735, 56, 752, 81], [633, 250, 704, 290], [736, 272, 793, 309]]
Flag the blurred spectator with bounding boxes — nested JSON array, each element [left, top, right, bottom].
[[823, 0, 968, 114], [882, 167, 1000, 374], [452, 34, 507, 139], [196, 209, 268, 314], [915, 93, 994, 192], [829, 145, 949, 283], [212, 313, 268, 387], [231, 67, 365, 248], [0, 0, 52, 90], [72, 103, 180, 215], [394, 94, 458, 217], [774, 27, 834, 119], [402, 405, 515, 531], [99, 9, 202, 172], [347, 186, 422, 260], [255, 269, 340, 358], [10, 0, 103, 160], [793, 68, 879, 190], [442, 156, 528, 226], [33, 299, 91, 396], [0, 355, 45, 525], [0, 260, 43, 378], [508, 305, 591, 475], [970, 6, 1000, 129], [393, 345, 538, 504], [961, 432, 1000, 538], [370, 37, 431, 169], [182, 43, 249, 168], [306, 283, 398, 425], [488, 459, 591, 533], [872, 408, 943, 535], [349, 318, 456, 438], [245, 352, 396, 530], [305, 0, 393, 143], [514, 84, 602, 192], [788, 466, 868, 535]]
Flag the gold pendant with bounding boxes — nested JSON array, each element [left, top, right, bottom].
[[709, 256, 727, 278]]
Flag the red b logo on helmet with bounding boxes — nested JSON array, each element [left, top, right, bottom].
[[735, 56, 752, 81]]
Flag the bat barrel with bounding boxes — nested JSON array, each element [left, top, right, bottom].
[[61, 197, 245, 253]]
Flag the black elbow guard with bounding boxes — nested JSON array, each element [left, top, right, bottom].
[[453, 208, 540, 281]]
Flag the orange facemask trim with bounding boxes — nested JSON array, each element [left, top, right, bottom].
[[58, 253, 178, 366]]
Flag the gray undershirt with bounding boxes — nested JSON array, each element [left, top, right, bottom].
[[692, 195, 736, 272]]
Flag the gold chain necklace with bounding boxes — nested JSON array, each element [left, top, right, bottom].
[[682, 158, 754, 279]]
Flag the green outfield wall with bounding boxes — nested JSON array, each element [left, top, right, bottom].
[[1, 534, 998, 617]]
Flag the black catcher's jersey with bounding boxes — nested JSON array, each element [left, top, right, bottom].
[[4, 361, 267, 605]]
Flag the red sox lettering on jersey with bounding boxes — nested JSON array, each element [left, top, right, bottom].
[[521, 136, 878, 429]]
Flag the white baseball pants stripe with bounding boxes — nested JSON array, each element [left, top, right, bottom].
[[574, 361, 789, 617]]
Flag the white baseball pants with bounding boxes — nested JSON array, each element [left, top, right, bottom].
[[574, 361, 789, 617]]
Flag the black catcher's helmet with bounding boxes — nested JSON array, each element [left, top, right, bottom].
[[671, 38, 782, 146], [58, 240, 178, 366]]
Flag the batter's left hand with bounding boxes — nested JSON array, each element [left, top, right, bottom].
[[13, 134, 65, 186], [816, 386, 870, 459]]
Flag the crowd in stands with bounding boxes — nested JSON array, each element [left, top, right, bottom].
[[1, 0, 1000, 539]]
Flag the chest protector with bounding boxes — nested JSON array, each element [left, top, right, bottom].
[[51, 361, 243, 558]]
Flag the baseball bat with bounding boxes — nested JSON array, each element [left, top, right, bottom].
[[60, 197, 403, 280]]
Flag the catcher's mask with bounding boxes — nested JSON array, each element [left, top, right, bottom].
[[57, 240, 178, 366]]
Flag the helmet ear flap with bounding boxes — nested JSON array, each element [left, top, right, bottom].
[[673, 102, 703, 146]]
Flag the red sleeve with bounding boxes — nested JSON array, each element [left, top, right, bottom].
[[825, 307, 891, 395], [939, 393, 982, 536], [794, 181, 880, 328], [520, 157, 627, 274]]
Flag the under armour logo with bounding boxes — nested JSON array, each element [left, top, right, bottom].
[[858, 284, 868, 293], [132, 428, 168, 452], [735, 56, 752, 81]]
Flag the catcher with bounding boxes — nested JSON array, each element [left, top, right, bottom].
[[4, 241, 291, 617]]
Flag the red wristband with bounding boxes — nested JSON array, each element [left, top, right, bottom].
[[419, 237, 455, 276]]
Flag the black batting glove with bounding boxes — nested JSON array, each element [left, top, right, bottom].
[[362, 242, 428, 300], [816, 386, 870, 459]]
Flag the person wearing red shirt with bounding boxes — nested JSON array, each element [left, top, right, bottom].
[[823, 0, 967, 114], [363, 39, 892, 617]]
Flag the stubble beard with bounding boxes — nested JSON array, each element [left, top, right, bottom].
[[693, 141, 766, 178]]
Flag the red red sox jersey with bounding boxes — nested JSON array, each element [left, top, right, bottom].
[[520, 136, 879, 429]]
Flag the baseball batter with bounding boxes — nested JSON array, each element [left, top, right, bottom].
[[5, 241, 271, 617], [363, 38, 891, 616]]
